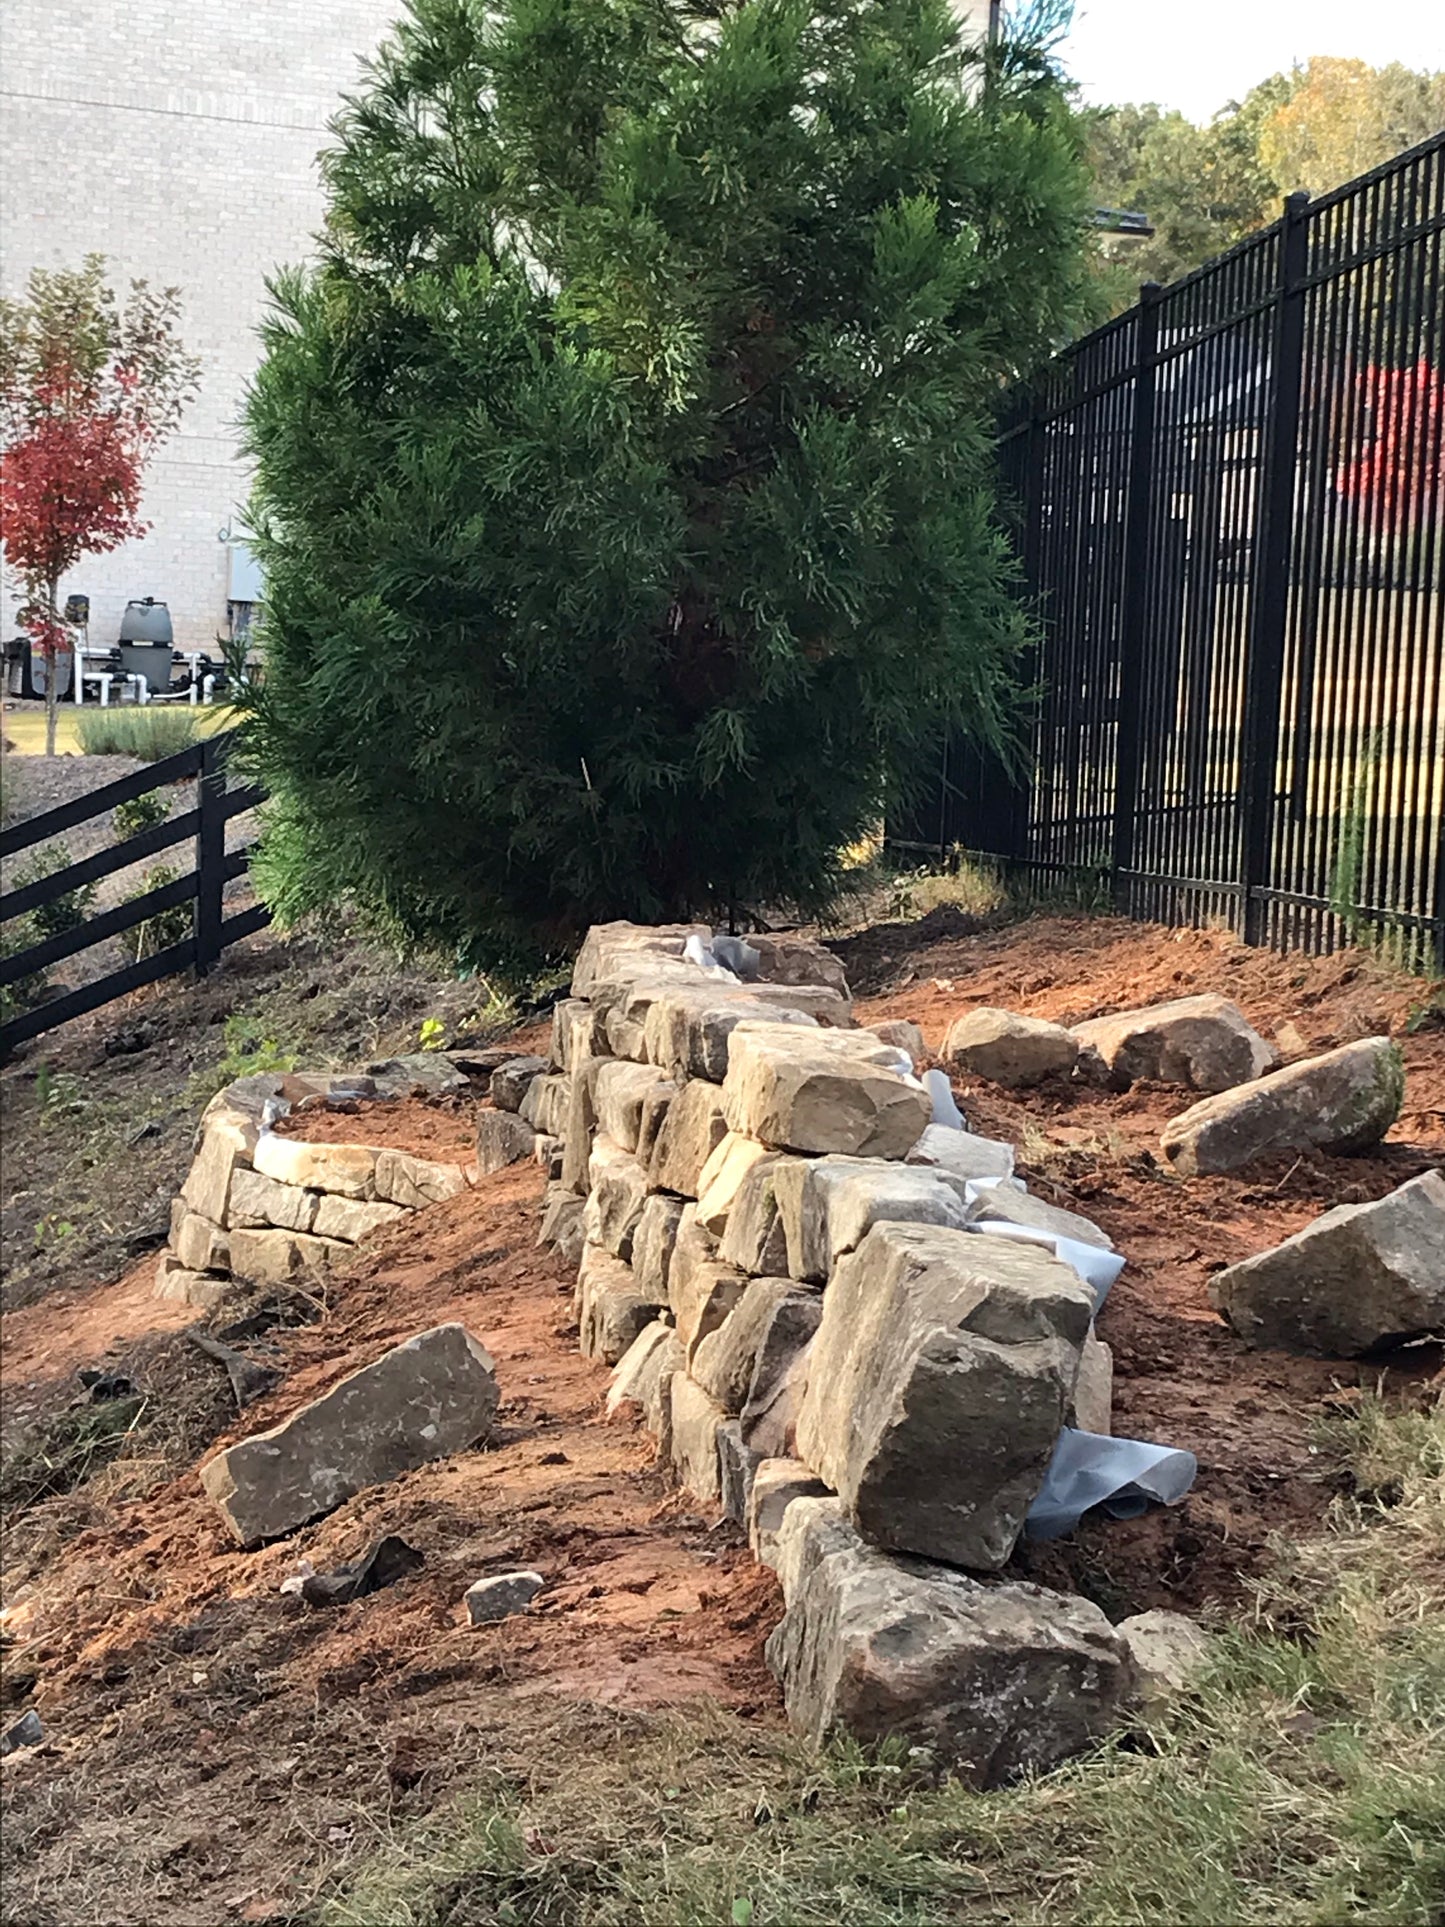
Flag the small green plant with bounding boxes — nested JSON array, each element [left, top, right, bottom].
[[188, 1012, 298, 1098], [112, 790, 169, 840], [123, 863, 193, 962], [0, 844, 96, 1027], [417, 1015, 446, 1051], [75, 707, 201, 761]]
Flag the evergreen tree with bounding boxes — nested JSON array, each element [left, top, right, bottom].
[[242, 0, 1092, 974]]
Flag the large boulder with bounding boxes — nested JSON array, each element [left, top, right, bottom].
[[1208, 1170, 1445, 1354], [695, 1131, 773, 1235], [765, 1499, 1133, 1782], [252, 1134, 380, 1199], [717, 1153, 807, 1275], [749, 934, 850, 995], [631, 1193, 686, 1301], [181, 1110, 253, 1224], [669, 1374, 726, 1503], [723, 1023, 930, 1158], [1072, 994, 1276, 1093], [229, 1227, 348, 1285], [592, 1061, 672, 1155], [738, 1290, 823, 1455], [796, 1221, 1093, 1569], [584, 1139, 649, 1260], [570, 920, 711, 997], [373, 1149, 469, 1208], [201, 1324, 498, 1545], [1161, 1037, 1405, 1176], [943, 1008, 1078, 1087], [643, 986, 819, 1084]]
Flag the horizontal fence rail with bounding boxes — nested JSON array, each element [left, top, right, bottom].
[[895, 131, 1445, 973], [0, 730, 270, 1051]]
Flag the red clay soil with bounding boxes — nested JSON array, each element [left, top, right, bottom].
[[270, 1093, 481, 1159], [850, 913, 1444, 1612], [1, 915, 1441, 1924]]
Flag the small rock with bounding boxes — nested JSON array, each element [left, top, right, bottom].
[[465, 1570, 545, 1624], [300, 1534, 425, 1608], [1117, 1609, 1211, 1703], [0, 1712, 43, 1756], [867, 1019, 926, 1062], [944, 1008, 1078, 1087]]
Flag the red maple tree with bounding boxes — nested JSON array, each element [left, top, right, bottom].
[[1336, 356, 1445, 537], [1, 257, 199, 751]]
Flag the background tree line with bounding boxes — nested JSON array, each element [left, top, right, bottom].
[[1088, 56, 1445, 300]]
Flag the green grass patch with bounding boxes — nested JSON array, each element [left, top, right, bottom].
[[74, 707, 202, 760], [312, 1397, 1445, 1927]]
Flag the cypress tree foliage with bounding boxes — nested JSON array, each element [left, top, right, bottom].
[[242, 0, 1092, 974]]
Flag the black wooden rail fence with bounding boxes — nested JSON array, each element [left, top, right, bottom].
[[0, 731, 268, 1051], [894, 132, 1445, 971]]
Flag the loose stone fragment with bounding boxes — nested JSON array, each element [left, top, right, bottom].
[[944, 1008, 1078, 1087], [201, 1324, 499, 1545], [465, 1571, 545, 1624], [1161, 1037, 1405, 1175]]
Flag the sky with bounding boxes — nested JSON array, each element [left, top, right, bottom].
[[1057, 0, 1445, 122]]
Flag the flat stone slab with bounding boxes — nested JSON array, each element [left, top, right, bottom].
[[1161, 1037, 1405, 1175], [723, 1022, 930, 1158], [905, 1124, 1016, 1182], [229, 1167, 320, 1234], [765, 1498, 1133, 1782], [374, 1149, 469, 1208], [1208, 1169, 1445, 1353], [201, 1323, 499, 1545], [797, 1221, 1093, 1570], [253, 1134, 380, 1199], [1072, 994, 1275, 1093]]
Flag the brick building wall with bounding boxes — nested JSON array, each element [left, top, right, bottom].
[[0, 0, 400, 649]]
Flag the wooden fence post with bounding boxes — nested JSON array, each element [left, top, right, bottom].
[[1110, 281, 1162, 912], [194, 733, 225, 974], [1239, 190, 1310, 946]]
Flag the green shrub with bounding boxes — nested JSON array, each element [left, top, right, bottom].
[[0, 844, 96, 1028], [75, 708, 200, 761], [240, 0, 1094, 977], [123, 863, 193, 961], [112, 790, 170, 840]]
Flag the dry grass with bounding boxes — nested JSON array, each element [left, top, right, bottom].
[[312, 1397, 1445, 1927]]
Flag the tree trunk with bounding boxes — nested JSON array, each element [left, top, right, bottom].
[[45, 579, 61, 758]]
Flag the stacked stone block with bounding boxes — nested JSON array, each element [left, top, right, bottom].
[[523, 920, 1134, 1774], [156, 1066, 473, 1310]]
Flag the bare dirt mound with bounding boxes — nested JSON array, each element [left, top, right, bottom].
[[849, 913, 1444, 1613], [2, 1151, 778, 1927]]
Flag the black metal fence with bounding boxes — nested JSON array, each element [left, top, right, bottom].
[[0, 732, 268, 1052], [895, 131, 1445, 971]]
